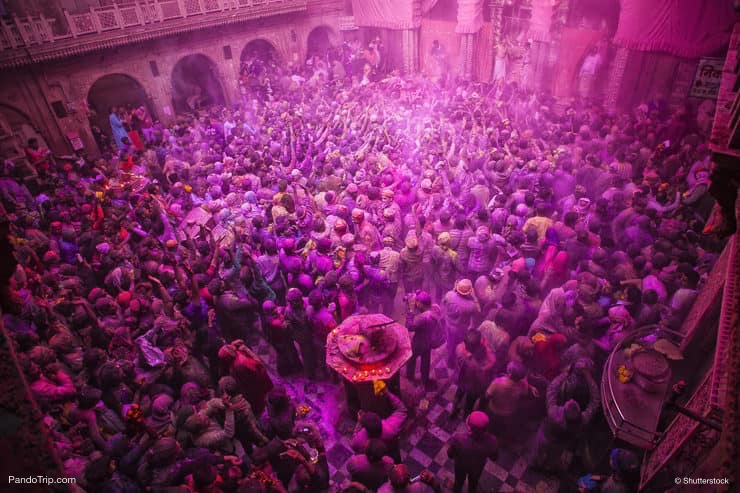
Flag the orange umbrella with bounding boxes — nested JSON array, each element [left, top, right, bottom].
[[326, 313, 412, 383]]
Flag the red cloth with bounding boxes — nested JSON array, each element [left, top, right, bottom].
[[533, 333, 568, 380], [229, 352, 273, 415], [120, 156, 134, 173], [613, 0, 734, 58], [127, 130, 144, 151], [25, 147, 50, 172]]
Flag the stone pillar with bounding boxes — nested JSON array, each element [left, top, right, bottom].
[[604, 46, 629, 110], [459, 33, 475, 80], [490, 0, 504, 81], [402, 29, 418, 74]]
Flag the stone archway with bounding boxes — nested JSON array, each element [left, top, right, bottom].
[[0, 104, 47, 160], [87, 73, 153, 150], [241, 38, 281, 64], [306, 25, 339, 59], [171, 54, 227, 114]]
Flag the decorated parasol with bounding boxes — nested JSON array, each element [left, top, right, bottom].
[[326, 313, 412, 383]]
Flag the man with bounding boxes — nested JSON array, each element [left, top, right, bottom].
[[485, 361, 535, 438], [378, 237, 401, 314], [399, 235, 424, 295], [24, 138, 52, 176], [466, 226, 498, 279], [523, 203, 554, 241], [452, 330, 495, 418], [285, 288, 316, 380], [347, 439, 395, 491], [379, 465, 441, 493], [447, 411, 498, 493], [217, 341, 273, 416], [430, 232, 457, 303], [353, 208, 381, 251], [441, 279, 480, 368], [108, 107, 128, 150], [405, 290, 441, 389], [306, 289, 336, 379], [210, 277, 258, 343], [351, 388, 407, 463]]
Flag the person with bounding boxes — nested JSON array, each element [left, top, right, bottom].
[[441, 279, 481, 368], [400, 235, 424, 295], [447, 411, 498, 493], [578, 46, 603, 98], [109, 107, 129, 150], [347, 439, 395, 491], [531, 361, 600, 472], [285, 287, 317, 380], [451, 329, 494, 418], [578, 448, 640, 493], [351, 388, 407, 463], [430, 232, 457, 302], [24, 138, 52, 176], [262, 299, 302, 376], [218, 375, 269, 449], [405, 290, 441, 389], [378, 465, 442, 493], [485, 361, 536, 438], [217, 341, 273, 416], [466, 227, 498, 280]]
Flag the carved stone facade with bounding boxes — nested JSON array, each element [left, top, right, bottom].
[[0, 2, 344, 154], [604, 46, 629, 110], [640, 373, 722, 491]]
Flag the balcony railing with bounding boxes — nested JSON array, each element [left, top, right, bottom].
[[0, 0, 305, 52]]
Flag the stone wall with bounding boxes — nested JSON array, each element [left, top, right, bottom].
[[0, 4, 343, 155]]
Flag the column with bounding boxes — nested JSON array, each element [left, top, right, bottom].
[[459, 33, 474, 80], [490, 0, 504, 81], [402, 29, 411, 74], [410, 28, 419, 73], [604, 46, 629, 110]]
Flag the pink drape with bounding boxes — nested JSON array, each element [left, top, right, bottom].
[[456, 0, 484, 34], [351, 0, 417, 29], [528, 0, 553, 42], [553, 28, 603, 98], [613, 0, 734, 58]]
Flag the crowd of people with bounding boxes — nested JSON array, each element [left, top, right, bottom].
[[0, 42, 727, 493]]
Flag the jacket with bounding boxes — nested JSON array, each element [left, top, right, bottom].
[[447, 431, 498, 475], [351, 391, 408, 455], [441, 291, 480, 334], [466, 236, 497, 274]]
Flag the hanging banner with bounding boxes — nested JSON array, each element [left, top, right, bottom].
[[689, 58, 724, 100]]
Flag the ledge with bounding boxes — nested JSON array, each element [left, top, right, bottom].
[[0, 1, 307, 70]]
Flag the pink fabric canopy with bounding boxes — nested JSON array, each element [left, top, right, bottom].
[[351, 0, 439, 30], [528, 0, 553, 42], [351, 0, 416, 29], [613, 0, 735, 58], [456, 0, 484, 34]]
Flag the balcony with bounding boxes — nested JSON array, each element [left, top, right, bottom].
[[0, 0, 307, 68]]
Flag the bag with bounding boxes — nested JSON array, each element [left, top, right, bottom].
[[430, 305, 445, 349]]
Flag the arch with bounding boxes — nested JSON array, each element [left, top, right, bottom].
[[306, 25, 339, 59], [87, 73, 153, 147], [171, 54, 227, 115], [0, 103, 49, 157], [241, 38, 281, 65]]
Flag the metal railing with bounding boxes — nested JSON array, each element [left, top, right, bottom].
[[0, 0, 305, 51]]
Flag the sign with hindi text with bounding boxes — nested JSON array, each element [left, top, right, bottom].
[[689, 58, 723, 99]]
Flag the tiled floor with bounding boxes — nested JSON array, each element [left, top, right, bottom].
[[253, 336, 569, 492]]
